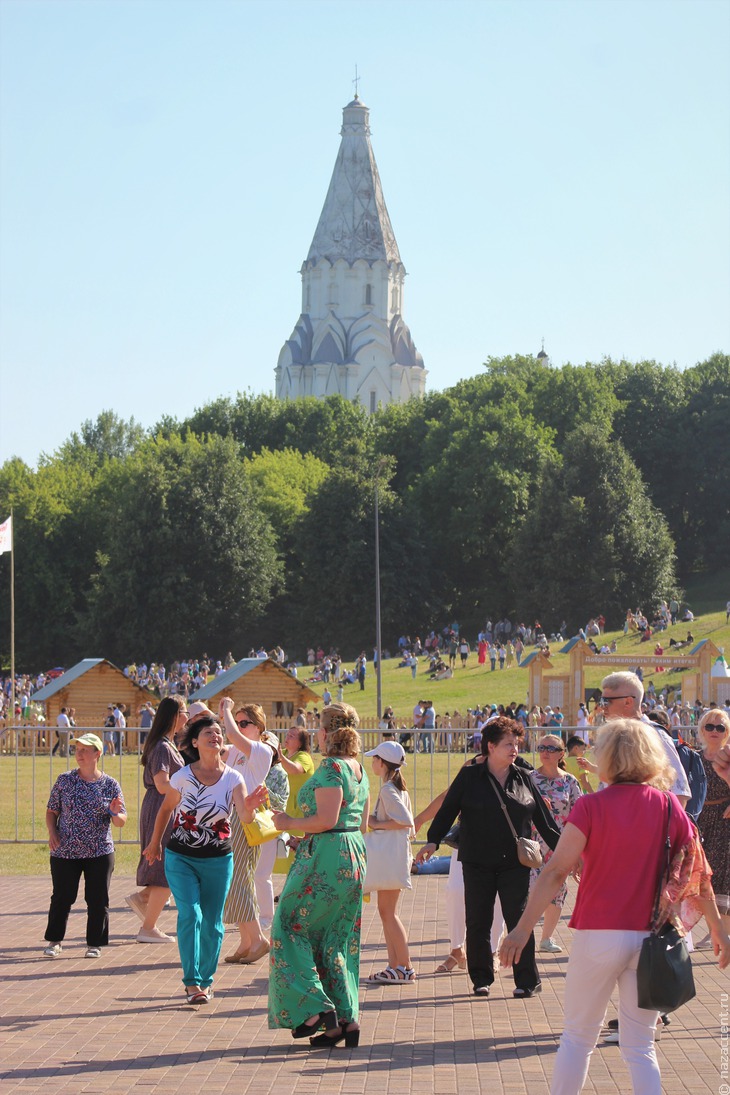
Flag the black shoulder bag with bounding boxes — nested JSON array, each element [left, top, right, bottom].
[[636, 794, 696, 1013]]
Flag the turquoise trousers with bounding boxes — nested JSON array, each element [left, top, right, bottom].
[[164, 849, 234, 988]]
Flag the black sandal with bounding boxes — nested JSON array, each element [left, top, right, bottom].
[[310, 1022, 346, 1047], [292, 1009, 337, 1039]]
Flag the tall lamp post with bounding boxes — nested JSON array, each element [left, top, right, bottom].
[[374, 459, 386, 722]]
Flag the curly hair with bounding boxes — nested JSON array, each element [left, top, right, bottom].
[[594, 717, 673, 789], [321, 702, 361, 758], [481, 715, 524, 754]]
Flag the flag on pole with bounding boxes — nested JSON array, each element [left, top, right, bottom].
[[0, 515, 12, 554]]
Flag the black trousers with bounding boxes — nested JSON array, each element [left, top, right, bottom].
[[45, 853, 115, 946], [462, 860, 539, 991]]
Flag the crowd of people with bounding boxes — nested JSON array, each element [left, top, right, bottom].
[[37, 665, 730, 1092], [1, 591, 721, 734]]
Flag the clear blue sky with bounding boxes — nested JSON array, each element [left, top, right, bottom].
[[1, 0, 728, 466]]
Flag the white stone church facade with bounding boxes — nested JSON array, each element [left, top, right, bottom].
[[275, 97, 426, 410]]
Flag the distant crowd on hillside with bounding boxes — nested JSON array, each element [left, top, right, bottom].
[[1, 596, 726, 729]]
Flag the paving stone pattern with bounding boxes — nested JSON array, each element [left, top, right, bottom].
[[1, 875, 727, 1094]]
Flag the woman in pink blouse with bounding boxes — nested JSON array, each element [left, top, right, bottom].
[[500, 718, 730, 1095]]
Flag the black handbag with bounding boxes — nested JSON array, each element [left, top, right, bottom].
[[443, 821, 460, 849], [636, 795, 696, 1013]]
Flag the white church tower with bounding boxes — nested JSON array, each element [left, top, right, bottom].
[[275, 95, 426, 410]]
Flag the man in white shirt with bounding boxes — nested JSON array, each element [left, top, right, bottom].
[[53, 708, 71, 756], [599, 671, 689, 806]]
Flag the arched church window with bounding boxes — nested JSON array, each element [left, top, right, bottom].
[[365, 284, 372, 306], [369, 391, 377, 414]]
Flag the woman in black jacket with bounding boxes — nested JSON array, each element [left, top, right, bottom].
[[417, 716, 560, 998]]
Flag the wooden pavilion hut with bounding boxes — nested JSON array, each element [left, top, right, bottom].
[[191, 658, 319, 726], [31, 658, 158, 748]]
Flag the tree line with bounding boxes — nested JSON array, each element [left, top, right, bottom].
[[1, 352, 727, 669]]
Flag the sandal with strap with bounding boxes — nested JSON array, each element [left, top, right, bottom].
[[292, 1009, 337, 1040], [368, 965, 416, 983], [436, 952, 467, 973]]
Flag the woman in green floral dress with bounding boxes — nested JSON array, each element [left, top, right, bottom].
[[270, 703, 369, 1048]]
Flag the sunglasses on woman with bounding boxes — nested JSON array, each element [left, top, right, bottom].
[[703, 724, 727, 733], [236, 718, 256, 729], [537, 744, 564, 753]]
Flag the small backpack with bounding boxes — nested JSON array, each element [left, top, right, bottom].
[[677, 743, 707, 822]]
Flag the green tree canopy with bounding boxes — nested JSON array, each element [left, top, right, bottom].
[[78, 434, 281, 663], [513, 425, 677, 628], [245, 447, 330, 533]]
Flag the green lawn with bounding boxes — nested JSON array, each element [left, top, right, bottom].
[[304, 606, 730, 721]]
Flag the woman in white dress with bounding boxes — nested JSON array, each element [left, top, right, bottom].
[[365, 740, 417, 982]]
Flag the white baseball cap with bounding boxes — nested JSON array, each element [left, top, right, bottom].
[[364, 741, 406, 766]]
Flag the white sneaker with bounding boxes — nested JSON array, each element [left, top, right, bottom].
[[125, 892, 147, 922], [136, 927, 174, 943], [539, 938, 563, 953], [85, 946, 102, 958], [42, 943, 62, 958]]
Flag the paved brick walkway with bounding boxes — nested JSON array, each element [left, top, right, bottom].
[[1, 874, 728, 1093]]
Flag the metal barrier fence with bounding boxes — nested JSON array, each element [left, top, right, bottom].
[[0, 721, 699, 845]]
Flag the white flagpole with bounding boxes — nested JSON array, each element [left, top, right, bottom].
[[10, 508, 15, 726]]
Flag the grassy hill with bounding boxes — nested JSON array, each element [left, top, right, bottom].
[[304, 595, 730, 723]]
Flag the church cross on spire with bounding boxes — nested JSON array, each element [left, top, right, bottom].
[[352, 65, 360, 99]]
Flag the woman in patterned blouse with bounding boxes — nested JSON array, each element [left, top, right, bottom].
[[529, 734, 582, 953], [43, 732, 127, 959]]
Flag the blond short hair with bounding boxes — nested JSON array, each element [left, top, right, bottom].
[[594, 717, 673, 789], [538, 734, 565, 752], [698, 708, 730, 746]]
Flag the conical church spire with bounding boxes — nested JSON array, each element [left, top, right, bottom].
[[275, 97, 426, 409], [305, 98, 402, 268]]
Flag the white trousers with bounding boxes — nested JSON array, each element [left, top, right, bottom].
[[446, 856, 504, 953], [551, 929, 661, 1095], [254, 839, 278, 931]]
